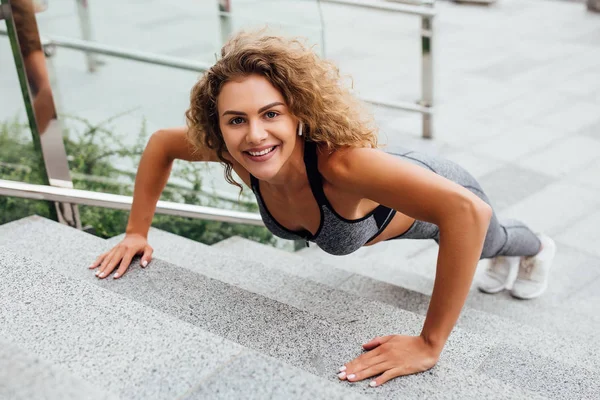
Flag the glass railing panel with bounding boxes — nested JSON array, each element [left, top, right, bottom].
[[0, 1, 56, 225], [2, 1, 327, 248], [321, 3, 422, 124]]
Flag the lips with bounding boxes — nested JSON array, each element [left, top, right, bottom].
[[244, 145, 278, 162], [246, 146, 276, 157]]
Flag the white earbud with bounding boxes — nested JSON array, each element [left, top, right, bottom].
[[298, 121, 303, 136]]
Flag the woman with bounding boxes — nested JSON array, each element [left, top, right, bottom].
[[89, 31, 556, 387]]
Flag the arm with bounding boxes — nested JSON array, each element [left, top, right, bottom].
[[90, 126, 219, 279], [324, 147, 492, 364], [126, 126, 219, 238]]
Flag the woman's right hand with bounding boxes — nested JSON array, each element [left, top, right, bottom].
[[89, 233, 154, 279]]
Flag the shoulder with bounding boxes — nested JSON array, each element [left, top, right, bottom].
[[317, 144, 491, 226], [317, 145, 387, 190]]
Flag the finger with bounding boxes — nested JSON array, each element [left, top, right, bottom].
[[346, 356, 389, 382], [96, 249, 116, 277], [97, 248, 125, 279], [369, 367, 404, 388], [89, 252, 108, 269], [345, 359, 389, 382], [362, 337, 381, 350], [140, 246, 153, 268], [114, 250, 136, 279], [362, 335, 393, 350], [339, 349, 383, 379]]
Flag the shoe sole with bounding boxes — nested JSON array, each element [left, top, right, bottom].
[[510, 282, 548, 300], [478, 285, 506, 294]]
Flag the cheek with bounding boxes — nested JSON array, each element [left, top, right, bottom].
[[220, 129, 237, 149], [220, 132, 247, 162]]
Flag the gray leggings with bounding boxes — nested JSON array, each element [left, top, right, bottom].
[[386, 149, 541, 260]]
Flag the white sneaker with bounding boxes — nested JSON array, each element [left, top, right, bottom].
[[510, 234, 556, 300], [477, 256, 520, 294]]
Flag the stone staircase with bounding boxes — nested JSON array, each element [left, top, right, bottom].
[[1, 216, 598, 399]]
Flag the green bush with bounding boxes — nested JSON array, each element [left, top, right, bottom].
[[0, 114, 275, 246]]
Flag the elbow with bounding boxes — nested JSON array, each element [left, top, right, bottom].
[[465, 196, 493, 232], [479, 202, 493, 224], [449, 193, 493, 231]]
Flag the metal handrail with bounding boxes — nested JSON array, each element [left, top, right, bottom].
[[0, 179, 265, 226], [385, 0, 435, 7], [322, 0, 436, 16], [40, 33, 211, 73], [0, 30, 210, 73], [361, 96, 433, 115]]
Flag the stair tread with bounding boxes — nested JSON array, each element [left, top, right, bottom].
[[214, 236, 600, 375], [111, 228, 598, 399], [0, 338, 119, 400], [0, 242, 367, 400], [301, 238, 600, 341], [0, 246, 244, 399]]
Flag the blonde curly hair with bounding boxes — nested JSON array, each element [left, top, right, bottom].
[[185, 30, 379, 189]]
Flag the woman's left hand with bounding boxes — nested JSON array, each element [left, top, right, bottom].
[[338, 334, 441, 387]]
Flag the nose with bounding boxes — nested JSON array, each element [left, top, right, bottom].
[[245, 119, 267, 145]]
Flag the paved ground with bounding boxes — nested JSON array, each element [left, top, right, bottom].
[[1, 0, 599, 320]]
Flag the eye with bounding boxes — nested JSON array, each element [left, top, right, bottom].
[[265, 111, 279, 119], [229, 117, 245, 125]]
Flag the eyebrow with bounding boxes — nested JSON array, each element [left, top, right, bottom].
[[222, 101, 285, 117]]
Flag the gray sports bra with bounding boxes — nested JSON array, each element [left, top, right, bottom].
[[249, 141, 397, 256]]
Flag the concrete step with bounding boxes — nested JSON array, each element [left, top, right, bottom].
[[297, 238, 600, 342], [0, 338, 118, 400], [108, 230, 430, 326], [296, 238, 440, 284], [214, 236, 435, 296], [0, 216, 550, 399], [110, 229, 595, 399], [298, 238, 435, 294], [213, 237, 600, 384], [109, 230, 560, 400], [0, 241, 369, 400]]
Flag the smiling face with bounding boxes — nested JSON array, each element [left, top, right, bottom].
[[217, 74, 301, 182]]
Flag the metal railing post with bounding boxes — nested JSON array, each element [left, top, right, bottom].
[[420, 7, 434, 139], [74, 0, 99, 72], [1, 0, 81, 229], [217, 0, 232, 47]]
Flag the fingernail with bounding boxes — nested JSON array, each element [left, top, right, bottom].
[[339, 366, 346, 372], [99, 272, 105, 278], [338, 372, 346, 379], [369, 380, 377, 387], [95, 271, 99, 276], [347, 374, 356, 380], [113, 273, 120, 279], [142, 260, 148, 267]]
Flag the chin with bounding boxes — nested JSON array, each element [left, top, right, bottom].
[[248, 165, 282, 181]]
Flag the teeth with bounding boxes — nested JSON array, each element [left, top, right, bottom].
[[248, 146, 275, 156]]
